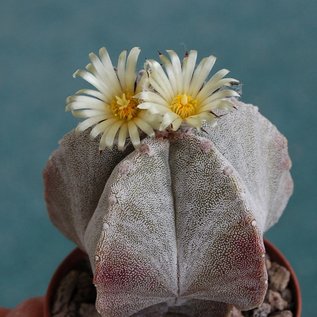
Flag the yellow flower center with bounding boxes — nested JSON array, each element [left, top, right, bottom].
[[111, 93, 139, 121], [170, 94, 198, 119]]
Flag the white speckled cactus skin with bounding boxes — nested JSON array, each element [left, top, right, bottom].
[[44, 100, 293, 317]]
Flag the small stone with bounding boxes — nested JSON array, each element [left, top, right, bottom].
[[251, 302, 271, 317], [241, 260, 294, 317], [269, 310, 293, 317], [68, 301, 77, 316], [79, 303, 100, 317], [51, 270, 80, 314], [51, 266, 97, 317], [267, 290, 288, 311], [73, 271, 96, 303], [265, 256, 272, 270], [229, 306, 244, 317], [281, 288, 292, 304], [268, 263, 290, 291]]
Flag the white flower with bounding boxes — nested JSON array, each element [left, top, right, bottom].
[[66, 47, 155, 151], [138, 50, 240, 131]]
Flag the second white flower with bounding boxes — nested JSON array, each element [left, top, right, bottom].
[[138, 50, 240, 131]]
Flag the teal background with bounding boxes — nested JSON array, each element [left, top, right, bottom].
[[0, 0, 316, 315]]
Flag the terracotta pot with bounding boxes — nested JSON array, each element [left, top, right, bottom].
[[0, 240, 301, 317], [43, 248, 88, 317], [264, 240, 302, 317], [0, 297, 44, 317]]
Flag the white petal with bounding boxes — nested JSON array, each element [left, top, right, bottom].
[[89, 52, 121, 95], [75, 115, 107, 132], [133, 117, 155, 137], [66, 96, 107, 111], [138, 102, 169, 114], [166, 50, 182, 92], [125, 47, 141, 92], [171, 117, 182, 131], [84, 63, 114, 96], [160, 111, 179, 130], [85, 62, 93, 70], [128, 121, 140, 147], [182, 50, 197, 92], [196, 69, 230, 100], [100, 120, 123, 150], [88, 53, 107, 78], [191, 112, 215, 122], [72, 109, 107, 118], [117, 123, 128, 150], [137, 91, 169, 105], [85, 63, 97, 76], [117, 50, 127, 91], [75, 89, 107, 102], [73, 69, 109, 96], [149, 77, 172, 101], [135, 70, 148, 94], [99, 47, 122, 92], [199, 78, 239, 101], [146, 59, 174, 99], [199, 96, 235, 113], [67, 95, 105, 105], [199, 112, 216, 120], [189, 55, 216, 97], [200, 90, 239, 107], [90, 118, 117, 139], [138, 110, 162, 130], [66, 102, 108, 112], [217, 99, 235, 110], [184, 116, 203, 129], [159, 53, 178, 93], [137, 108, 155, 120], [187, 112, 217, 128]]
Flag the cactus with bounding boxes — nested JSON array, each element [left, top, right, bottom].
[[44, 98, 293, 317], [44, 47, 293, 316]]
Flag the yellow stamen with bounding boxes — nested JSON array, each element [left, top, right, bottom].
[[171, 94, 198, 119], [111, 93, 139, 121]]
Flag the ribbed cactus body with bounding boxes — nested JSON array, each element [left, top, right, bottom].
[[44, 101, 293, 317]]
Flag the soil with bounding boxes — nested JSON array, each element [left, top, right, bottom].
[[51, 255, 295, 317], [51, 259, 99, 317], [231, 254, 294, 317]]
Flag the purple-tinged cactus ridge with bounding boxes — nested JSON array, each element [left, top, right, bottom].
[[92, 138, 177, 316], [90, 135, 268, 316], [43, 100, 293, 317], [43, 129, 134, 249], [203, 99, 294, 232]]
